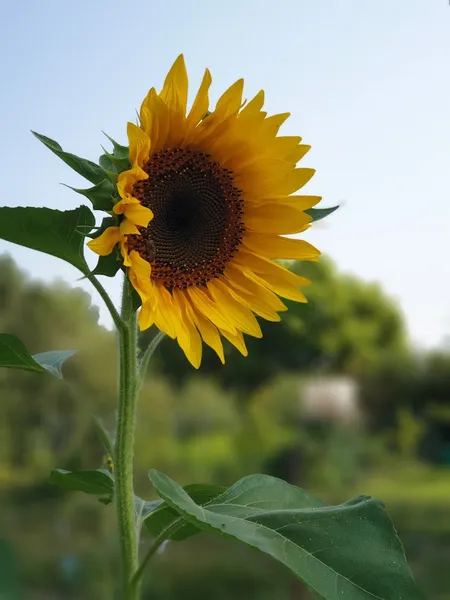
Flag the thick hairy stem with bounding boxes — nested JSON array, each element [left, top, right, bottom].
[[115, 278, 140, 599]]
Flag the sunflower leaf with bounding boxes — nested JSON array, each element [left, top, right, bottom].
[[0, 335, 75, 379], [149, 471, 424, 600], [305, 205, 339, 222], [32, 350, 76, 379], [63, 178, 116, 211], [144, 483, 226, 541], [0, 205, 94, 274], [32, 131, 106, 185], [49, 468, 114, 502], [0, 334, 47, 374]]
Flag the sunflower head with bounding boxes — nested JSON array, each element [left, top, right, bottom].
[[88, 55, 322, 368]]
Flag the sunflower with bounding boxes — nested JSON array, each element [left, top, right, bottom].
[[88, 55, 320, 367]]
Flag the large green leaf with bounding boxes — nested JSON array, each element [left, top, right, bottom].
[[50, 468, 114, 503], [149, 471, 424, 600], [144, 483, 225, 541], [0, 205, 94, 273], [0, 334, 46, 374], [0, 335, 76, 378], [32, 131, 106, 185]]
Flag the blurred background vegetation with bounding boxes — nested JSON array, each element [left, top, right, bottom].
[[1, 253, 449, 599]]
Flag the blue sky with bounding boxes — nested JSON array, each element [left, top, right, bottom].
[[1, 0, 449, 348]]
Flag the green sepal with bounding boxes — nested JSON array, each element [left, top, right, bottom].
[[49, 468, 114, 504], [92, 253, 122, 278], [32, 131, 106, 185], [101, 147, 131, 173], [99, 133, 130, 180], [99, 154, 119, 176], [0, 205, 94, 274], [63, 178, 116, 211], [306, 205, 339, 222], [102, 132, 129, 160]]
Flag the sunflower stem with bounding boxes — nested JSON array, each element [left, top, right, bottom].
[[115, 276, 140, 599]]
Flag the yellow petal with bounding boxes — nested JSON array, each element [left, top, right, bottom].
[[254, 195, 321, 211], [218, 327, 248, 357], [275, 168, 315, 195], [160, 55, 188, 147], [160, 54, 188, 117], [207, 280, 262, 338], [129, 250, 151, 283], [140, 87, 156, 135], [127, 122, 151, 168], [151, 285, 180, 340], [87, 227, 121, 256], [119, 219, 140, 235], [120, 237, 131, 267], [233, 250, 310, 302], [238, 90, 265, 120], [187, 286, 236, 334], [186, 68, 212, 130], [215, 79, 244, 119], [117, 165, 148, 199], [225, 264, 287, 313], [113, 197, 140, 215], [260, 113, 290, 137], [138, 301, 155, 331], [288, 144, 311, 164], [245, 203, 311, 234], [225, 280, 281, 322], [151, 93, 170, 151], [122, 204, 153, 228], [237, 158, 292, 193], [244, 232, 320, 261], [172, 289, 202, 369], [128, 250, 153, 301], [189, 304, 225, 364], [140, 87, 170, 150]]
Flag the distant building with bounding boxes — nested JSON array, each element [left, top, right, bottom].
[[300, 375, 360, 425]]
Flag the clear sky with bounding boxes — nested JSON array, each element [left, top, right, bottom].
[[1, 0, 449, 348]]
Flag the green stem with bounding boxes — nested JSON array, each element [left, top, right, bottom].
[[115, 277, 140, 599]]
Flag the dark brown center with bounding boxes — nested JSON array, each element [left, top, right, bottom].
[[127, 148, 244, 289]]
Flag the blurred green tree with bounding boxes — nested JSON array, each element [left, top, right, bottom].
[[0, 254, 116, 490]]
